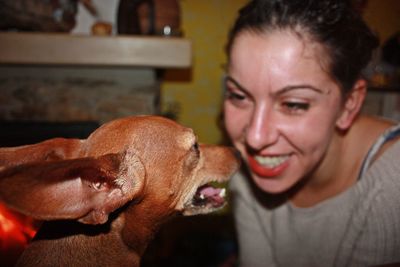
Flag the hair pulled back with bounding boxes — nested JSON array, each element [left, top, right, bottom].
[[227, 0, 379, 94]]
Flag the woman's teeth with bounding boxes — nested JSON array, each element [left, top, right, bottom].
[[254, 155, 289, 168]]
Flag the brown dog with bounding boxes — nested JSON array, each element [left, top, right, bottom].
[[0, 115, 240, 266]]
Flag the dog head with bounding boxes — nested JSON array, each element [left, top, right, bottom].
[[83, 115, 241, 221], [0, 116, 240, 226]]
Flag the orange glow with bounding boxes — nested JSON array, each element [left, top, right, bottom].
[[0, 202, 38, 266]]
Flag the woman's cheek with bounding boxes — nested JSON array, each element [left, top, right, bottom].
[[285, 116, 333, 154], [224, 105, 246, 140]]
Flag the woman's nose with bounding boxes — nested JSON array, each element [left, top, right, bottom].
[[245, 106, 279, 150]]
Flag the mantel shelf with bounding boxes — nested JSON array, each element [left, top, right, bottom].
[[0, 32, 192, 68]]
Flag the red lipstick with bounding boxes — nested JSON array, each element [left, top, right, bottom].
[[247, 155, 289, 177]]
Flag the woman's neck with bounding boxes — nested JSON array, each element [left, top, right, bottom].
[[289, 115, 393, 208]]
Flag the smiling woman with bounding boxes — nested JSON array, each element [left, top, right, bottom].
[[223, 0, 400, 266], [225, 30, 345, 194]]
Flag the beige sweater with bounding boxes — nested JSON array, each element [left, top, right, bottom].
[[230, 132, 400, 267]]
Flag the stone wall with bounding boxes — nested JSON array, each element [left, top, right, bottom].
[[0, 65, 160, 124]]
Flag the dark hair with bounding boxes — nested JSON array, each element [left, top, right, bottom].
[[226, 0, 379, 94]]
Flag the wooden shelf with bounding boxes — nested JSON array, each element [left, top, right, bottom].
[[0, 32, 192, 68]]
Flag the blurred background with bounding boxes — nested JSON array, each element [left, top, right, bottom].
[[161, 0, 400, 145], [0, 0, 399, 266]]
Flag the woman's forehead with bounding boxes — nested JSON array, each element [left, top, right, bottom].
[[230, 29, 328, 63], [227, 30, 337, 96], [230, 31, 328, 74]]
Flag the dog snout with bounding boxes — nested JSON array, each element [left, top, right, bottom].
[[233, 148, 242, 161]]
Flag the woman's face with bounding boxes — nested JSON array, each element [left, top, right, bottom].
[[224, 30, 345, 194]]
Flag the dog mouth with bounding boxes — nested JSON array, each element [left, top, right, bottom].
[[183, 183, 227, 216], [193, 184, 226, 207]]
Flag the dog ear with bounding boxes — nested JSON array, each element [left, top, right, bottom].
[[0, 138, 84, 169], [0, 149, 146, 225]]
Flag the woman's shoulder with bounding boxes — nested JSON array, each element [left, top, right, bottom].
[[365, 138, 400, 184], [349, 116, 400, 174], [342, 116, 400, 221], [359, 116, 400, 176], [357, 115, 400, 187], [349, 116, 397, 146], [356, 129, 400, 213], [349, 142, 400, 264]]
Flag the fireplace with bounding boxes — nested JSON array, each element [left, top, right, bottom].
[[0, 120, 99, 147]]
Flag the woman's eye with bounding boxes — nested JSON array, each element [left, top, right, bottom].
[[223, 76, 251, 108], [224, 89, 251, 108], [282, 101, 310, 113], [225, 90, 246, 101]]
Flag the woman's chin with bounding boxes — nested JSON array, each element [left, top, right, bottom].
[[252, 175, 294, 194]]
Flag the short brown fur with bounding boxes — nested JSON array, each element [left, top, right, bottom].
[[0, 115, 240, 266]]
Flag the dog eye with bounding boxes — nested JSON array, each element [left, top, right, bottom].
[[190, 142, 200, 158], [192, 142, 199, 151]]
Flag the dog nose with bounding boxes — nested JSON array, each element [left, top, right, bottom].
[[233, 148, 242, 161]]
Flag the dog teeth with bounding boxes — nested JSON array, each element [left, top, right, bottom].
[[219, 188, 226, 198], [93, 182, 102, 190], [199, 188, 225, 199]]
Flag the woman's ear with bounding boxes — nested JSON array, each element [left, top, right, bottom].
[[336, 79, 367, 130]]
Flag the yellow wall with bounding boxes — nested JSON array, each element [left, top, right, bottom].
[[162, 0, 400, 145], [363, 0, 400, 45], [161, 0, 248, 145]]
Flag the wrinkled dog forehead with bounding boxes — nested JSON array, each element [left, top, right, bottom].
[[137, 120, 196, 152], [178, 128, 197, 150]]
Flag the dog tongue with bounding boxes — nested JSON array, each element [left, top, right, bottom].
[[198, 185, 225, 207], [199, 186, 220, 196]]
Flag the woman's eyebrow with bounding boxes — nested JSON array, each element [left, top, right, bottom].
[[224, 75, 248, 92], [278, 85, 325, 94], [225, 75, 329, 95]]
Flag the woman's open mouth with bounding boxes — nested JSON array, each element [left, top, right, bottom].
[[248, 154, 290, 177]]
